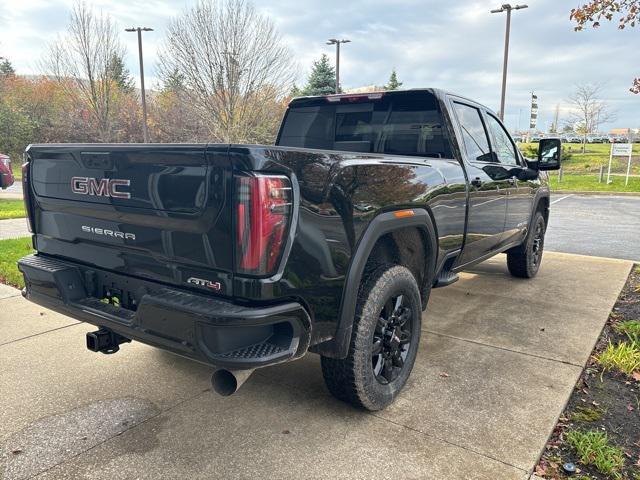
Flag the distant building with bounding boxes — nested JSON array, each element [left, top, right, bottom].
[[609, 128, 639, 135]]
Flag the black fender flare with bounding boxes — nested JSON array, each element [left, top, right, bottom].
[[529, 189, 550, 232], [316, 209, 438, 359]]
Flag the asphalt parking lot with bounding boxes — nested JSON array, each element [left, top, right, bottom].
[[546, 194, 640, 261], [0, 252, 632, 480]]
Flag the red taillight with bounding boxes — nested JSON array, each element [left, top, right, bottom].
[[235, 174, 292, 276], [22, 161, 33, 233]]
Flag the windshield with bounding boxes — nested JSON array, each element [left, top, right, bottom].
[[277, 91, 453, 159]]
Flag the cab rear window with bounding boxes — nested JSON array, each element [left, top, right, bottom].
[[278, 91, 453, 159]]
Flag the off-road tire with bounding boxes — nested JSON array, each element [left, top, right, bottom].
[[507, 211, 546, 278], [321, 265, 422, 411]]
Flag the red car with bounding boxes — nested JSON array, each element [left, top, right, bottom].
[[0, 154, 14, 189]]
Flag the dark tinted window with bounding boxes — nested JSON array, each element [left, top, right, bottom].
[[278, 92, 453, 158], [453, 102, 493, 163]]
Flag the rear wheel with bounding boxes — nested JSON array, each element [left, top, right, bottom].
[[507, 211, 546, 278], [321, 265, 422, 411]]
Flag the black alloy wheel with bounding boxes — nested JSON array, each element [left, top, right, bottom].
[[372, 294, 413, 384]]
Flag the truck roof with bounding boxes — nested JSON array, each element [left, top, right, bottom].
[[289, 88, 498, 117]]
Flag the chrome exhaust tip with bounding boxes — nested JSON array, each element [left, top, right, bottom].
[[211, 368, 255, 396]]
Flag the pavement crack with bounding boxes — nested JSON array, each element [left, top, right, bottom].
[[0, 323, 82, 348], [424, 330, 584, 368]]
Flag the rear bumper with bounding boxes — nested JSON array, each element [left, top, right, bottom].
[[18, 254, 311, 369]]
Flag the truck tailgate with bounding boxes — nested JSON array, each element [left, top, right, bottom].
[[25, 144, 235, 296]]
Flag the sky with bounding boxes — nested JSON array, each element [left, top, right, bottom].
[[1, 0, 638, 132]]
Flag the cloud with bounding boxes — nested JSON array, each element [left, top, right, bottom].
[[0, 0, 638, 130]]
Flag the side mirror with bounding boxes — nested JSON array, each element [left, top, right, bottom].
[[536, 138, 562, 171]]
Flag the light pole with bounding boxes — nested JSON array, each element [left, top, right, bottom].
[[490, 4, 528, 121], [326, 38, 351, 94], [125, 27, 153, 143]]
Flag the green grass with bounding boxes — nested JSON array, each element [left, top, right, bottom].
[[596, 340, 640, 376], [0, 199, 26, 219], [616, 320, 640, 346], [522, 142, 640, 174], [561, 142, 640, 169], [566, 430, 625, 479], [549, 173, 640, 192], [0, 237, 33, 289], [520, 142, 640, 192], [521, 142, 640, 193]]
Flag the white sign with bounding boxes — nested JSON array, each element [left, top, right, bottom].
[[607, 143, 634, 186], [612, 143, 633, 156]]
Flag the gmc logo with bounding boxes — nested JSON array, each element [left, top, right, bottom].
[[71, 177, 131, 199]]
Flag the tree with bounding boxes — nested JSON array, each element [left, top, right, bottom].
[[43, 1, 131, 141], [301, 54, 336, 96], [570, 1, 640, 93], [384, 69, 403, 91], [158, 0, 295, 144], [0, 92, 36, 161], [108, 54, 135, 94], [566, 83, 615, 152], [289, 84, 303, 97], [150, 89, 208, 143], [0, 58, 15, 77], [161, 68, 186, 93]]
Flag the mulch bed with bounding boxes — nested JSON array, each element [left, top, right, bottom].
[[536, 265, 640, 479]]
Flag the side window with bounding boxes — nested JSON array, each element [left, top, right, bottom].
[[453, 102, 493, 163], [485, 114, 519, 166]]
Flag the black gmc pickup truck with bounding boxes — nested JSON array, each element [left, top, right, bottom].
[[18, 89, 561, 410]]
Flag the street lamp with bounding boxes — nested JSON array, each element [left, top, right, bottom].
[[490, 4, 528, 121], [326, 38, 351, 94], [125, 27, 153, 143]]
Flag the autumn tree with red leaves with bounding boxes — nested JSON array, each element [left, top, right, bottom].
[[570, 1, 640, 93]]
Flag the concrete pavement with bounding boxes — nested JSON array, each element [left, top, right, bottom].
[[0, 182, 23, 200], [0, 252, 632, 479], [0, 219, 30, 240]]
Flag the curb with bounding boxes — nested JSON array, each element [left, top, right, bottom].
[[551, 190, 640, 197]]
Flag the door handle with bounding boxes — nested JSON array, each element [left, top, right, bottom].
[[471, 177, 483, 188]]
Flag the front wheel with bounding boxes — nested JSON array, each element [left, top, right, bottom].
[[321, 265, 422, 411], [507, 211, 546, 278]]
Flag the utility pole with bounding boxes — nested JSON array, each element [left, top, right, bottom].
[[552, 104, 560, 133], [517, 107, 522, 132], [491, 4, 528, 121], [326, 38, 351, 94], [125, 27, 153, 143]]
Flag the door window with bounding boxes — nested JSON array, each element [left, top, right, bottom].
[[453, 103, 493, 163], [485, 114, 519, 166]]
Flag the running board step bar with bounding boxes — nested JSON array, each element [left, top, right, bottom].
[[433, 270, 459, 288]]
